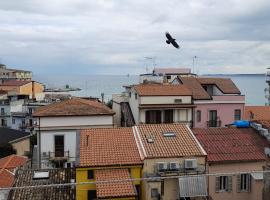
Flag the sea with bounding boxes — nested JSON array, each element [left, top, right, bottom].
[[33, 74, 267, 106]]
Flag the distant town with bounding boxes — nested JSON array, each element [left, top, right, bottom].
[[0, 64, 270, 200]]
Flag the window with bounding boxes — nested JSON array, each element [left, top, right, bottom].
[[151, 188, 159, 198], [216, 176, 232, 192], [135, 93, 137, 99], [29, 108, 33, 114], [166, 75, 171, 80], [164, 110, 173, 123], [238, 174, 251, 192], [145, 110, 162, 124], [129, 92, 131, 98], [12, 118, 15, 124], [234, 109, 241, 121], [88, 170, 94, 179], [54, 135, 64, 157], [209, 110, 218, 127], [1, 108, 4, 115], [196, 110, 201, 122], [87, 190, 97, 200]]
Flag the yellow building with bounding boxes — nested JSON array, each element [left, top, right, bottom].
[[0, 80, 44, 100], [76, 128, 143, 200]]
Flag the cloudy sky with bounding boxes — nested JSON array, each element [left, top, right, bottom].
[[0, 0, 270, 75]]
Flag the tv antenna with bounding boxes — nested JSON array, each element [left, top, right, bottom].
[[144, 57, 156, 73]]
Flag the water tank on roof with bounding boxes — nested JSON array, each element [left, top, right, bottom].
[[234, 120, 250, 128]]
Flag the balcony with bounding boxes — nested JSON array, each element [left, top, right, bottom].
[[0, 112, 9, 117], [48, 151, 70, 161], [207, 120, 221, 127]]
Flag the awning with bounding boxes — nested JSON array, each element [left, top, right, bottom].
[[179, 175, 208, 198], [251, 172, 264, 180]]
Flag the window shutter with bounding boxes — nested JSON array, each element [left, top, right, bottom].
[[237, 174, 241, 192], [227, 176, 232, 192], [215, 176, 220, 192], [247, 174, 251, 192]]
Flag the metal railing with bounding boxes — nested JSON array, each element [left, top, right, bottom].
[[207, 120, 221, 127], [48, 151, 70, 160]]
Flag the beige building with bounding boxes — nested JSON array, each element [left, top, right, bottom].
[[113, 83, 194, 127], [193, 127, 269, 200], [0, 64, 32, 81], [133, 123, 207, 200]]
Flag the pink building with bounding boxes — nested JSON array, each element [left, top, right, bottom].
[[174, 77, 245, 128]]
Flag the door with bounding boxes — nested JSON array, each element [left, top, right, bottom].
[[54, 135, 64, 157], [164, 110, 174, 123], [209, 110, 217, 127], [146, 110, 162, 124]]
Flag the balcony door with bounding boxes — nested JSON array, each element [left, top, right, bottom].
[[54, 135, 64, 157], [209, 110, 217, 127], [164, 110, 174, 123], [146, 110, 162, 124]]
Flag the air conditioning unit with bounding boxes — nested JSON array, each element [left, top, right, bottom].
[[169, 162, 180, 171], [184, 159, 197, 169], [174, 99, 182, 104], [157, 162, 168, 172]]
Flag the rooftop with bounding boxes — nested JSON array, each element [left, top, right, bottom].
[[8, 168, 75, 200], [79, 127, 142, 167], [33, 98, 115, 117], [153, 67, 191, 75], [134, 123, 206, 159], [0, 80, 31, 86], [95, 169, 136, 199], [0, 169, 14, 188], [193, 128, 269, 163], [0, 128, 30, 145], [134, 83, 192, 96], [244, 106, 270, 121], [178, 77, 241, 100]]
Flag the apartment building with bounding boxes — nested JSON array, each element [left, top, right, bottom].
[[33, 98, 115, 168], [0, 64, 32, 81], [76, 128, 142, 200], [193, 127, 269, 200], [133, 123, 207, 200]]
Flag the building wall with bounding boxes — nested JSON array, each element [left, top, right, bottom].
[[129, 90, 140, 124], [40, 130, 77, 162], [194, 103, 244, 128], [19, 82, 44, 100], [38, 115, 114, 128], [11, 138, 30, 156], [140, 96, 192, 105], [0, 190, 10, 200], [142, 157, 206, 200], [76, 166, 141, 200], [208, 162, 265, 200]]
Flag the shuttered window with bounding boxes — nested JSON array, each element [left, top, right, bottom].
[[237, 174, 251, 192], [215, 176, 232, 192], [234, 109, 241, 121]]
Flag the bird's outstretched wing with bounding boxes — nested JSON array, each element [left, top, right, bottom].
[[171, 40, 180, 49]]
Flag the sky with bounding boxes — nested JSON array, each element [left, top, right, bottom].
[[0, 0, 270, 75]]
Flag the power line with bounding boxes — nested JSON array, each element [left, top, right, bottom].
[[0, 169, 269, 191]]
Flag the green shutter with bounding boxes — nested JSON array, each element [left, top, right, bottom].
[[237, 174, 241, 192], [227, 176, 232, 192], [215, 176, 220, 192]]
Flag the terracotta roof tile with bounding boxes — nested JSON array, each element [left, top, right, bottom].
[[80, 128, 142, 167], [95, 169, 136, 198], [135, 123, 206, 159], [179, 77, 241, 100], [198, 78, 241, 94], [33, 98, 115, 117], [0, 169, 14, 188], [134, 83, 192, 96], [0, 155, 28, 171], [244, 106, 270, 120], [1, 80, 31, 86], [193, 128, 269, 163]]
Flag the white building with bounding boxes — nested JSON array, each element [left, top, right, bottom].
[[33, 98, 115, 168]]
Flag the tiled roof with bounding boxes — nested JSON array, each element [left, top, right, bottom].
[[8, 168, 75, 200], [134, 83, 192, 96], [254, 120, 270, 130], [33, 98, 115, 117], [134, 123, 206, 159], [244, 106, 270, 120], [0, 169, 14, 188], [79, 128, 142, 167], [179, 77, 211, 100], [0, 128, 30, 145], [198, 78, 241, 94], [178, 77, 241, 100], [1, 80, 31, 86], [0, 155, 28, 171], [95, 169, 136, 198], [193, 128, 268, 163]]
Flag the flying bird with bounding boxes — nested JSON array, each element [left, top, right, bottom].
[[165, 32, 180, 49]]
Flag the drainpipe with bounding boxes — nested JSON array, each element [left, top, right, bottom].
[[37, 117, 41, 169]]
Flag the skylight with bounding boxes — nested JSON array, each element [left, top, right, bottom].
[[33, 171, 49, 180], [162, 131, 176, 137]]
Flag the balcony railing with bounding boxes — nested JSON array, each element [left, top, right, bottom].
[[207, 120, 221, 127], [48, 151, 70, 161]]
